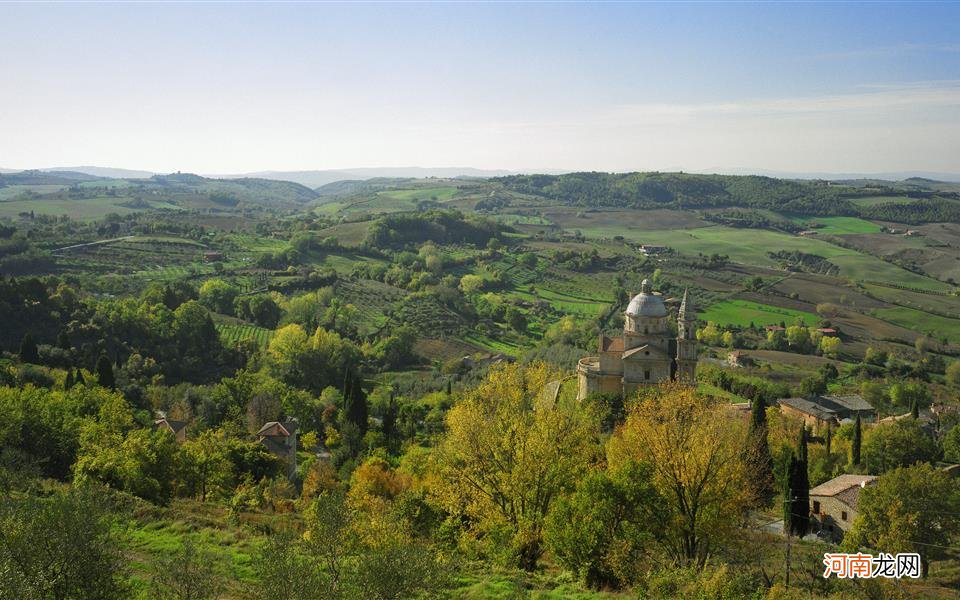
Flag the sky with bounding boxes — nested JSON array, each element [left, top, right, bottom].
[[1, 2, 959, 175]]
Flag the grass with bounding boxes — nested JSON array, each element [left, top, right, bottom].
[[216, 322, 275, 347], [784, 215, 882, 235], [571, 224, 950, 291], [378, 186, 459, 202], [700, 299, 818, 328], [851, 195, 917, 206], [871, 306, 960, 343]]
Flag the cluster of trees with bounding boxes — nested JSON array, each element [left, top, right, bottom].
[[364, 210, 504, 250]]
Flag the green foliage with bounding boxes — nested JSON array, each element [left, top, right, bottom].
[[0, 486, 129, 599], [861, 420, 940, 474], [97, 353, 116, 389], [544, 461, 657, 589], [18, 332, 39, 364], [844, 464, 960, 576], [148, 539, 223, 600], [199, 278, 240, 315]]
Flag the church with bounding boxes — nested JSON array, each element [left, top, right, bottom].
[[576, 279, 697, 400]]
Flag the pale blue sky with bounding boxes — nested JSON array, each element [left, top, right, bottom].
[[1, 2, 958, 174]]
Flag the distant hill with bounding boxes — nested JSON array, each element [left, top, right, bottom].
[[217, 167, 515, 188], [44, 166, 156, 179], [0, 169, 103, 185], [314, 177, 418, 198]]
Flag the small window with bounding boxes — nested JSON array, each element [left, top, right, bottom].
[[644, 327, 649, 334], [644, 351, 650, 355], [813, 501, 820, 514], [841, 511, 848, 521], [644, 370, 651, 381]]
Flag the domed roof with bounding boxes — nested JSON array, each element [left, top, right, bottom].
[[625, 279, 667, 318]]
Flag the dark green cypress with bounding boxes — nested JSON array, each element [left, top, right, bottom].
[[96, 354, 115, 390], [57, 330, 71, 351], [911, 398, 919, 419], [75, 368, 86, 386], [793, 435, 810, 537], [64, 369, 75, 390], [341, 372, 368, 436], [19, 332, 39, 364], [749, 397, 774, 503], [852, 414, 862, 466]]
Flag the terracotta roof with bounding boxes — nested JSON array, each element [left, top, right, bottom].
[[257, 421, 291, 438]]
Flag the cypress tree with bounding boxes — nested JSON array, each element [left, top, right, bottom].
[[911, 398, 919, 419], [96, 354, 115, 390], [783, 453, 797, 535], [75, 368, 86, 386], [341, 372, 368, 436], [19, 332, 39, 364], [64, 369, 75, 390], [793, 433, 810, 537], [852, 414, 862, 466], [749, 397, 774, 503], [446, 379, 452, 396], [57, 330, 71, 351]]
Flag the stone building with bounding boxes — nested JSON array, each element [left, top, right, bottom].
[[577, 279, 696, 400], [809, 474, 878, 542]]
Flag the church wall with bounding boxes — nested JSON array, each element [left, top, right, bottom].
[[623, 359, 671, 385], [599, 350, 623, 373]]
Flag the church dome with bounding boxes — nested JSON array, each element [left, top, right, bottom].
[[625, 279, 667, 318]]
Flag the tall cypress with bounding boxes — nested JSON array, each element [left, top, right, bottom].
[[852, 414, 862, 466], [783, 453, 797, 535], [911, 398, 919, 419], [19, 332, 39, 364], [341, 372, 369, 436], [75, 368, 86, 386], [64, 369, 75, 390], [96, 354, 115, 390], [793, 430, 810, 537], [749, 397, 774, 503]]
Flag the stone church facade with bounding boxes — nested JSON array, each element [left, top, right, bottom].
[[577, 279, 697, 400]]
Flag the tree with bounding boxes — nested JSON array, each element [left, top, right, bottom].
[[944, 424, 960, 463], [607, 383, 754, 567], [148, 539, 223, 600], [341, 372, 369, 437], [96, 353, 116, 390], [544, 461, 658, 589], [57, 329, 71, 350], [434, 362, 598, 570], [851, 414, 862, 466], [844, 464, 960, 577], [0, 486, 129, 599], [889, 380, 931, 411], [946, 361, 960, 388], [458, 274, 484, 294], [785, 428, 810, 537], [819, 336, 841, 358], [861, 420, 940, 474], [748, 397, 774, 504], [506, 307, 527, 333], [18, 332, 39, 364], [198, 278, 239, 315], [181, 429, 234, 501], [64, 369, 75, 390]]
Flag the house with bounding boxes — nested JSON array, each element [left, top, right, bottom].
[[639, 244, 668, 256], [257, 418, 299, 478], [816, 328, 838, 336], [727, 350, 755, 368], [810, 474, 878, 542], [202, 251, 225, 262], [778, 394, 876, 431], [154, 418, 188, 442]]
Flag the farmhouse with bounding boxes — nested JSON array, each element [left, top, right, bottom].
[[257, 418, 298, 478], [577, 280, 697, 400], [810, 474, 878, 542], [639, 244, 668, 256], [154, 417, 188, 442], [778, 394, 876, 430]]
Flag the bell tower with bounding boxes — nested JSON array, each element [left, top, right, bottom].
[[675, 289, 698, 383]]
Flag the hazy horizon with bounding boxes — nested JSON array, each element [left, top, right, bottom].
[[1, 3, 958, 174]]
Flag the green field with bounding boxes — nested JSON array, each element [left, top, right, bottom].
[[784, 215, 882, 235], [216, 322, 275, 347], [700, 299, 818, 328], [572, 224, 950, 291], [871, 306, 960, 343], [851, 195, 916, 206], [378, 186, 458, 202]]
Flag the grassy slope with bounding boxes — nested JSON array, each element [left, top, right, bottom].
[[700, 299, 818, 328]]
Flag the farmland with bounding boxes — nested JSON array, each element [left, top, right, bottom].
[[700, 299, 818, 328]]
